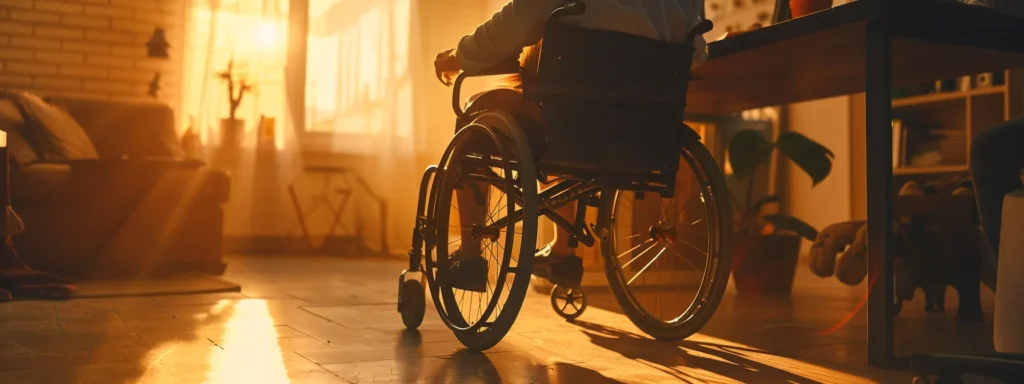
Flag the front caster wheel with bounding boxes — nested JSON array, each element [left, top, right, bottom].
[[550, 285, 587, 322], [399, 279, 425, 329]]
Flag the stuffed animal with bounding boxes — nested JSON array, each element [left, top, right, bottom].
[[810, 180, 984, 322], [809, 220, 868, 285]]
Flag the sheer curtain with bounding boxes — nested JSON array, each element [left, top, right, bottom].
[[293, 0, 420, 254], [182, 0, 303, 239], [295, 0, 496, 254]]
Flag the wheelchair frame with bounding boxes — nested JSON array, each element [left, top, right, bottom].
[[399, 1, 730, 349]]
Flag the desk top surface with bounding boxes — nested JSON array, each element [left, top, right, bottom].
[[688, 0, 1024, 114]]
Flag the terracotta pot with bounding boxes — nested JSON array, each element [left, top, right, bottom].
[[790, 0, 833, 18], [731, 234, 802, 296], [220, 118, 245, 146], [210, 118, 245, 170]]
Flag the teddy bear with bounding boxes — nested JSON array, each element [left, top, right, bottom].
[[809, 181, 984, 322]]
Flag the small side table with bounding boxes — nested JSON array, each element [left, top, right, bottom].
[[288, 165, 388, 254]]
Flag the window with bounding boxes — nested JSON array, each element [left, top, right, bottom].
[[303, 0, 413, 153]]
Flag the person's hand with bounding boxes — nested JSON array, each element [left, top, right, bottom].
[[435, 48, 462, 86]]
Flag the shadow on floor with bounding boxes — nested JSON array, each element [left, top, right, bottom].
[[572, 320, 823, 384], [394, 329, 626, 383], [0, 299, 235, 383]]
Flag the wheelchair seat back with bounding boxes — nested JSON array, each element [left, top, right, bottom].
[[523, 22, 698, 189]]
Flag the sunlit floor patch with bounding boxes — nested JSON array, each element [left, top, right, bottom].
[[203, 300, 289, 383]]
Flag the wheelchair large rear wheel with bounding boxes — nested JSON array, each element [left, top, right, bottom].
[[598, 138, 732, 341], [424, 112, 538, 351]]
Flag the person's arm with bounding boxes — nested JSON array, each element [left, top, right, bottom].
[[690, 0, 708, 69], [456, 0, 565, 74], [692, 34, 708, 69]]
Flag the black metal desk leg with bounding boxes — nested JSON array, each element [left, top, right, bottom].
[[866, 19, 895, 368]]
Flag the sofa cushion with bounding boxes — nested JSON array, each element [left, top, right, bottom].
[[9, 91, 99, 161], [0, 98, 40, 166], [10, 163, 103, 206], [11, 161, 231, 207], [46, 95, 185, 159]]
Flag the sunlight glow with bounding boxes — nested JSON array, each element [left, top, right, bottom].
[[255, 22, 282, 48], [305, 0, 414, 151], [205, 300, 289, 383], [181, 1, 289, 150]]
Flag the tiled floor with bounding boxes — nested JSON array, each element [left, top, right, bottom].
[[0, 255, 1001, 383]]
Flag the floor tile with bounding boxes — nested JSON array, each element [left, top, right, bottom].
[[0, 254, 973, 383]]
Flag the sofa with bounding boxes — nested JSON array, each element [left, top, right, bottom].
[[0, 92, 230, 278]]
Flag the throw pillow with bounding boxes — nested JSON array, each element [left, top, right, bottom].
[[0, 97, 41, 166], [10, 91, 99, 162]]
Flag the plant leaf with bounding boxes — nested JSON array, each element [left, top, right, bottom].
[[762, 214, 818, 241], [751, 195, 780, 211], [728, 130, 773, 179], [776, 132, 834, 186], [739, 194, 780, 231]]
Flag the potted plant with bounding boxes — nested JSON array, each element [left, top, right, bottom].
[[728, 129, 834, 296], [216, 59, 252, 147]]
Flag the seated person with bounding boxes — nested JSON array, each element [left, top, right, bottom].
[[434, 0, 709, 292], [970, 116, 1024, 264]]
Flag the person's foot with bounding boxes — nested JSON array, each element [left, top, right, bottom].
[[532, 244, 583, 289], [437, 249, 488, 293]]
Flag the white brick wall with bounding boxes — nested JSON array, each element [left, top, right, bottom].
[[0, 0, 185, 108]]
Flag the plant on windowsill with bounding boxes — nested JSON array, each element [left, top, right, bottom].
[[216, 59, 253, 147], [728, 129, 834, 296]]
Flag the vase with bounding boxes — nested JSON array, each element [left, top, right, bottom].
[[731, 234, 802, 296], [211, 118, 245, 170], [219, 118, 245, 147], [790, 0, 833, 18]]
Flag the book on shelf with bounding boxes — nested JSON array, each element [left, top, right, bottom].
[[894, 120, 969, 169], [892, 118, 906, 169]]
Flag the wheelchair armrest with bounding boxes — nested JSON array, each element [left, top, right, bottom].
[[549, 1, 586, 21], [463, 59, 522, 77], [692, 19, 714, 36], [451, 59, 525, 120], [687, 19, 714, 47]]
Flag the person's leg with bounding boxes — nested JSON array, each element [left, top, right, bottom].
[[446, 88, 584, 289], [455, 183, 487, 257], [443, 116, 493, 292], [970, 117, 1024, 256], [534, 201, 584, 288], [534, 185, 583, 288], [550, 203, 577, 256], [443, 88, 535, 292]]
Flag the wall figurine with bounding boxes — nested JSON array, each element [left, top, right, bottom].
[[147, 27, 170, 58]]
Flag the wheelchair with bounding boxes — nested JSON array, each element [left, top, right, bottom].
[[397, 2, 732, 351]]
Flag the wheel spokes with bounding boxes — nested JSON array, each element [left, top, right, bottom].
[[627, 246, 666, 286], [606, 150, 720, 325]]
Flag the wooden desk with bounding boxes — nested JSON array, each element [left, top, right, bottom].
[[687, 0, 1024, 373]]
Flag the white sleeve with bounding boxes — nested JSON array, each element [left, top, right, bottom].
[[691, 34, 708, 69], [456, 0, 565, 73]]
